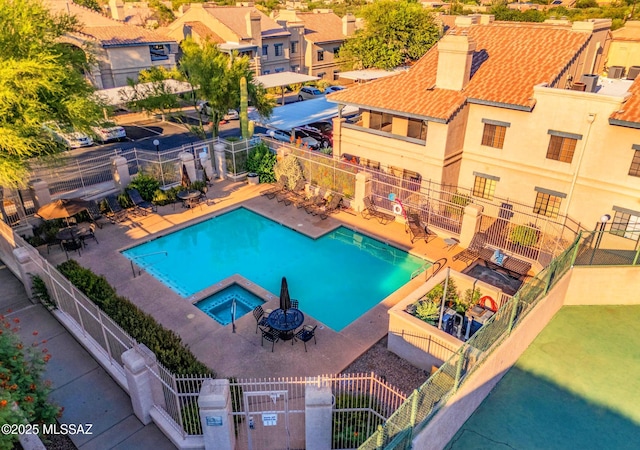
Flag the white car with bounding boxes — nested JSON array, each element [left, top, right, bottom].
[[324, 85, 346, 94], [198, 101, 240, 121], [92, 124, 127, 143], [43, 122, 93, 148], [267, 129, 318, 149], [297, 87, 324, 101]]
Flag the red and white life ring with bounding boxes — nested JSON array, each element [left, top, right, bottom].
[[479, 295, 498, 312], [392, 203, 403, 215]]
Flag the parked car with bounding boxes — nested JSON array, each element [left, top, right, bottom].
[[297, 87, 324, 101], [266, 129, 319, 149], [306, 121, 333, 147], [324, 85, 346, 94], [42, 122, 93, 148], [197, 101, 239, 120], [292, 128, 321, 149], [296, 125, 332, 148], [91, 124, 127, 143]]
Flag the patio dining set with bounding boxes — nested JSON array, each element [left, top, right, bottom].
[[252, 277, 318, 352]]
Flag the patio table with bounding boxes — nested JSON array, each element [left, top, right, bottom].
[[267, 308, 304, 341], [56, 226, 87, 242], [177, 190, 201, 208]]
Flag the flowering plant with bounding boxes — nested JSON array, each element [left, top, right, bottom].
[[0, 312, 60, 447]]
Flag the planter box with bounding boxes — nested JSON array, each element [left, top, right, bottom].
[[247, 173, 259, 185]]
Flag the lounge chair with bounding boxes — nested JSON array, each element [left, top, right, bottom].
[[362, 197, 395, 224], [294, 325, 317, 352], [302, 195, 326, 213], [452, 233, 487, 264], [277, 178, 306, 206], [309, 193, 343, 219], [105, 195, 128, 223], [261, 175, 289, 200], [78, 223, 98, 246], [127, 188, 156, 215], [86, 200, 105, 229], [405, 212, 435, 243]]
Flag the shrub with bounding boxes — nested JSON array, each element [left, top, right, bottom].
[[130, 173, 160, 201], [31, 275, 55, 310], [510, 224, 540, 247], [247, 142, 276, 183], [190, 180, 206, 193], [56, 260, 212, 376], [152, 186, 182, 206], [415, 300, 439, 323], [425, 279, 459, 306], [332, 393, 383, 448], [274, 154, 304, 189], [0, 314, 60, 449], [117, 192, 133, 209], [457, 288, 482, 315]]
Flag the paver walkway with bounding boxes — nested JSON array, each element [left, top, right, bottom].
[[0, 263, 176, 449]]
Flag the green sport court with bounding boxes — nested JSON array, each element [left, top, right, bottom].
[[447, 305, 640, 450]]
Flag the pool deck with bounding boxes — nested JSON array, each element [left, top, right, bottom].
[[40, 179, 471, 379]]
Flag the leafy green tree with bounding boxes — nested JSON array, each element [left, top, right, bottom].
[[125, 66, 183, 121], [0, 0, 104, 187], [72, 0, 101, 12], [179, 38, 274, 137], [338, 0, 440, 70]]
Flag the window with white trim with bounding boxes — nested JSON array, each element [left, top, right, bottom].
[[533, 192, 562, 218], [610, 210, 640, 241]]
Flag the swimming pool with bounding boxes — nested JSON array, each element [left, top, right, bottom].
[[195, 284, 264, 326], [122, 208, 428, 331]]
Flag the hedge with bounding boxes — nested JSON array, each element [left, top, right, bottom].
[[57, 260, 212, 376]]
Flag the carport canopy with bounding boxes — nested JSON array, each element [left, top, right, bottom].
[[254, 71, 319, 89], [338, 69, 401, 82], [94, 79, 193, 106], [253, 97, 358, 131]]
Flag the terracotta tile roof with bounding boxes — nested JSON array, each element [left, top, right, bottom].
[[45, 0, 173, 46], [81, 25, 174, 46], [609, 79, 640, 126], [184, 21, 225, 44], [329, 22, 591, 122], [203, 6, 289, 40], [294, 12, 347, 43]]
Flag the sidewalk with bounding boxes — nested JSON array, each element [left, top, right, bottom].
[[0, 264, 176, 450]]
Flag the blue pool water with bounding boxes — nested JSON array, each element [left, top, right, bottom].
[[122, 208, 428, 331], [195, 284, 264, 326]]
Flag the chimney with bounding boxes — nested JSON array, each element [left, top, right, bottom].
[[246, 10, 262, 41], [435, 34, 476, 91], [342, 13, 356, 36], [109, 0, 125, 20]]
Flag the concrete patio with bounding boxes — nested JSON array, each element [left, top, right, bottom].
[[39, 179, 470, 379]]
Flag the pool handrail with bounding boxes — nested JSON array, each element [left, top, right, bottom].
[[129, 251, 169, 278]]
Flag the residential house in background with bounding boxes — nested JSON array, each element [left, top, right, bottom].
[[166, 4, 290, 75], [328, 15, 640, 236], [45, 0, 178, 89], [271, 10, 356, 79]]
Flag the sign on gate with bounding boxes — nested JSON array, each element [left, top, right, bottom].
[[262, 413, 277, 426]]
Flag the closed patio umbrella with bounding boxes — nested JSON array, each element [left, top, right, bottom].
[[37, 198, 91, 226], [279, 277, 291, 312]]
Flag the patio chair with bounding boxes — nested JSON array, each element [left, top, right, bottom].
[[61, 238, 82, 260], [298, 194, 324, 212], [127, 188, 156, 216], [260, 326, 280, 352], [78, 223, 99, 246], [362, 197, 395, 225], [309, 193, 343, 220], [253, 305, 269, 334], [86, 200, 105, 229], [294, 325, 317, 352], [405, 211, 435, 243], [261, 175, 289, 200], [277, 178, 306, 206], [452, 233, 487, 265], [105, 195, 128, 223]]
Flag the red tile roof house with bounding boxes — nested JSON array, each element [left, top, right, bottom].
[[45, 0, 178, 89], [326, 15, 640, 229]]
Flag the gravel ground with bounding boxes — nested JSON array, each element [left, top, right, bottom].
[[41, 426, 77, 450], [341, 336, 429, 396]]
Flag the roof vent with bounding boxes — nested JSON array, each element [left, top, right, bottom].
[[608, 66, 625, 79], [628, 66, 640, 80], [580, 74, 598, 93]]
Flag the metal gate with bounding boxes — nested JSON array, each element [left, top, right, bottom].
[[232, 379, 306, 450]]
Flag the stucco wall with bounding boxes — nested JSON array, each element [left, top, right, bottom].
[[562, 265, 640, 305], [413, 269, 572, 450]]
